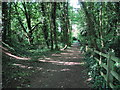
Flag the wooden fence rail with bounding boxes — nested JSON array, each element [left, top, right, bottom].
[[87, 47, 120, 89]]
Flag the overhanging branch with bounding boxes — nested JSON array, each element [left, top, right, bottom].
[[31, 21, 42, 32], [14, 3, 27, 33]]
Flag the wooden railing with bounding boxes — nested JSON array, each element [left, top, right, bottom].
[[87, 47, 120, 89]]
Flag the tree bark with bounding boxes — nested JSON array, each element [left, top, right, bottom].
[[52, 2, 58, 50], [81, 2, 98, 49], [41, 3, 50, 49], [22, 2, 33, 45], [63, 2, 69, 46], [2, 2, 8, 43], [50, 3, 54, 50]]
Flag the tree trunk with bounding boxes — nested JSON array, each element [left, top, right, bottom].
[[81, 2, 98, 49], [2, 2, 8, 43], [22, 2, 33, 45], [52, 2, 58, 50], [50, 3, 54, 50], [63, 2, 69, 46], [7, 3, 12, 44], [41, 3, 50, 49]]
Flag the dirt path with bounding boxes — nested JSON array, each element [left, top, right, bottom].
[[29, 43, 89, 88]]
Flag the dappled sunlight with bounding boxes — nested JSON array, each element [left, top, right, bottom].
[[66, 49, 75, 52], [3, 50, 31, 60], [61, 53, 74, 55], [64, 56, 78, 59], [72, 57, 78, 59], [46, 69, 71, 72], [72, 56, 84, 59], [57, 56, 84, 59], [0, 45, 8, 51], [38, 59, 85, 66], [36, 67, 43, 71], [85, 78, 92, 83], [47, 69, 57, 72], [13, 63, 33, 69], [13, 63, 43, 71], [62, 62, 84, 65], [51, 54, 61, 57], [38, 59, 46, 62], [45, 58, 52, 60], [60, 69, 71, 71]]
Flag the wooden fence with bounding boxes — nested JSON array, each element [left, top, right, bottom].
[[87, 47, 120, 89]]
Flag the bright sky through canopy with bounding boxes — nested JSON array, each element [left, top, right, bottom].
[[69, 0, 80, 8], [69, 0, 80, 38]]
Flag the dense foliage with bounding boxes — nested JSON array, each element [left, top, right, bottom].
[[1, 1, 120, 88], [77, 2, 120, 88], [2, 2, 72, 49]]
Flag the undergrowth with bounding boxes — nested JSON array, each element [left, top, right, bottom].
[[84, 51, 106, 88], [84, 50, 120, 89], [2, 42, 54, 88]]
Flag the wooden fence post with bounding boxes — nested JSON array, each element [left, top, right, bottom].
[[85, 45, 88, 52], [106, 51, 114, 88]]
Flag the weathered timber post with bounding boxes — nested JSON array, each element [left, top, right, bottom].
[[106, 51, 114, 88], [85, 45, 88, 52]]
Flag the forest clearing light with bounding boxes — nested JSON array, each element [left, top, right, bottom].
[[70, 0, 80, 8], [72, 24, 79, 38]]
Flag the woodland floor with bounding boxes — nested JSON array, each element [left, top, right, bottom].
[[3, 42, 90, 88]]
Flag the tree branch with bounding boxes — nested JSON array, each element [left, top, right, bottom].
[[31, 21, 42, 32], [22, 2, 32, 31], [14, 3, 27, 33]]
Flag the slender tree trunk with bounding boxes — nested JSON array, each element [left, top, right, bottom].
[[59, 3, 65, 47], [100, 3, 104, 51], [22, 3, 33, 45], [52, 2, 58, 50], [63, 2, 69, 46], [65, 2, 70, 46], [50, 3, 54, 50], [81, 2, 98, 49], [2, 2, 8, 43], [7, 3, 11, 44], [41, 3, 50, 49]]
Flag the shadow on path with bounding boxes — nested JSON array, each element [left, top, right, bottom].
[[29, 43, 90, 88]]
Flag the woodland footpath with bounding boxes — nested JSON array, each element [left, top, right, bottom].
[[1, 1, 120, 89]]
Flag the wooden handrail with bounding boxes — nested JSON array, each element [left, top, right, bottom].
[[89, 48, 120, 63], [94, 57, 107, 70], [87, 47, 120, 89], [111, 71, 120, 82]]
